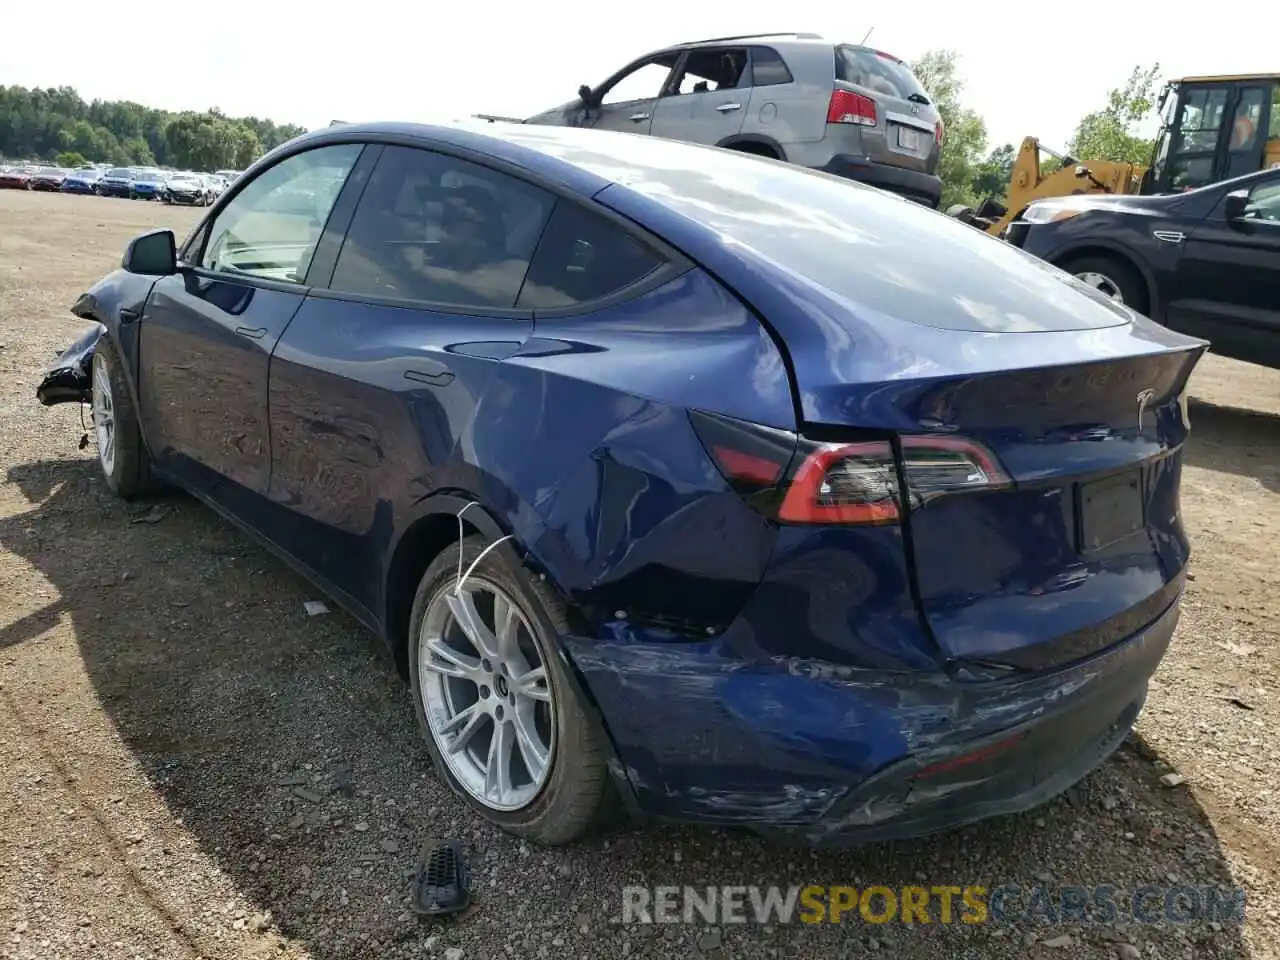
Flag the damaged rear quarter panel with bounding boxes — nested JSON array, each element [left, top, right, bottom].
[[456, 269, 795, 635]]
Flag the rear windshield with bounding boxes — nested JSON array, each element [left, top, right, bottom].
[[106, 168, 132, 177], [835, 45, 930, 103]]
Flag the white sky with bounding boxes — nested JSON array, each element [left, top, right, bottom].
[[1, 3, 1273, 153]]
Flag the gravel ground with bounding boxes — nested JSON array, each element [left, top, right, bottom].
[[1, 189, 1279, 960]]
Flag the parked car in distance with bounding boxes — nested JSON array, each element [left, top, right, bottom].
[[131, 169, 170, 200], [28, 167, 71, 192], [1007, 165, 1280, 370], [56, 121, 1205, 847], [97, 167, 138, 198], [164, 171, 215, 206], [523, 32, 945, 207], [0, 165, 37, 189], [61, 167, 106, 194], [213, 168, 242, 184], [206, 173, 228, 197]]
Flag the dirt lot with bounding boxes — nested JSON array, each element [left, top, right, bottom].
[[1, 188, 1279, 960]]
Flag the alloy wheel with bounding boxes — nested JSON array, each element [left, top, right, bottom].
[[418, 577, 555, 812], [1075, 271, 1124, 303], [91, 358, 116, 476]]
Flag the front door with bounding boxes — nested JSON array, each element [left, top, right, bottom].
[[137, 142, 365, 502], [263, 144, 556, 611], [1166, 171, 1280, 366], [582, 52, 682, 136], [650, 46, 749, 145]]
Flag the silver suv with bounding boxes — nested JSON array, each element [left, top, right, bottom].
[[523, 32, 944, 208]]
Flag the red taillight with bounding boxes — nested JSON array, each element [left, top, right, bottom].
[[935, 117, 945, 146], [779, 441, 901, 525], [691, 411, 1010, 527], [827, 89, 877, 127]]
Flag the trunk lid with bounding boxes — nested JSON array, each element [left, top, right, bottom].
[[891, 344, 1203, 670]]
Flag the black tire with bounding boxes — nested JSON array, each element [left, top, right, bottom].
[[1058, 254, 1149, 315], [407, 535, 614, 845], [91, 335, 154, 499]]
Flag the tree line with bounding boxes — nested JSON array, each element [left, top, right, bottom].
[[0, 85, 307, 171], [911, 51, 1161, 210], [2, 55, 1159, 191]]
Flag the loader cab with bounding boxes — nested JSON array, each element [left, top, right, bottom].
[[1146, 75, 1280, 194]]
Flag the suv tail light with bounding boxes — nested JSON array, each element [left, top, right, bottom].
[[935, 118, 945, 146], [827, 90, 877, 127], [691, 411, 1010, 527]]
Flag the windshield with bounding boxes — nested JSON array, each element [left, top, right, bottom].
[[835, 45, 930, 102]]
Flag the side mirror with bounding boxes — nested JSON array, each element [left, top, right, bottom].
[[121, 229, 177, 275], [1223, 189, 1249, 222], [577, 84, 595, 109]]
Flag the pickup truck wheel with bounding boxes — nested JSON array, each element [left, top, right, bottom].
[[1059, 254, 1149, 315]]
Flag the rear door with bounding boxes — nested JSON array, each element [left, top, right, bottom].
[[833, 45, 939, 174], [650, 47, 749, 145], [138, 142, 364, 501]]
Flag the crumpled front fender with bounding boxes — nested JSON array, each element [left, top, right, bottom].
[[37, 322, 104, 407]]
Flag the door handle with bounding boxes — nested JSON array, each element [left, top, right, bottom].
[[629, 113, 651, 122], [1152, 230, 1186, 244], [119, 307, 140, 323], [234, 326, 267, 339], [716, 103, 743, 113], [405, 365, 455, 387]]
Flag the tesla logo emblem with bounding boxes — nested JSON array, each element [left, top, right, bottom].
[[1136, 388, 1156, 431], [911, 104, 920, 115]]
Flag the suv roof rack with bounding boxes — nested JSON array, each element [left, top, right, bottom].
[[680, 31, 822, 46]]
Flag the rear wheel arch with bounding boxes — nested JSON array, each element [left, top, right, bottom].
[[717, 134, 785, 161], [1051, 246, 1155, 317], [383, 495, 583, 680]]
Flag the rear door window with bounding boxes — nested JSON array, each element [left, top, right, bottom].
[[835, 46, 930, 103], [671, 48, 748, 95], [517, 201, 664, 309], [329, 145, 555, 309]]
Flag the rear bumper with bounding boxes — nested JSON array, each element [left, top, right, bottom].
[[819, 154, 942, 208], [562, 585, 1181, 845]]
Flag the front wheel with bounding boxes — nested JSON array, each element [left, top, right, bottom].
[[91, 336, 154, 499], [407, 535, 614, 845], [1059, 254, 1149, 315]]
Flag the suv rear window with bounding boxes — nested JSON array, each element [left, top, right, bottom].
[[835, 46, 930, 103], [750, 47, 793, 87]]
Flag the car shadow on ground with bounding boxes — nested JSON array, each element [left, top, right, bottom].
[[1185, 398, 1280, 493], [0, 455, 1250, 959]]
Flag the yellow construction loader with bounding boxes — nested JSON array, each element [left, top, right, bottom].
[[951, 73, 1280, 236]]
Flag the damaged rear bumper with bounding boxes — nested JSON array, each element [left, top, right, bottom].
[[561, 587, 1180, 844]]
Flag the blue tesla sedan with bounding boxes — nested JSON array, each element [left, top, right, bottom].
[[48, 121, 1206, 846]]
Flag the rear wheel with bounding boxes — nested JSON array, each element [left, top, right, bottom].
[[91, 336, 154, 499], [726, 142, 780, 161], [1058, 254, 1149, 315], [407, 535, 614, 844]]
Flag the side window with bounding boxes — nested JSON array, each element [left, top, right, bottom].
[[750, 47, 794, 87], [329, 145, 554, 310], [601, 55, 679, 106], [517, 201, 665, 310], [672, 49, 748, 95], [1177, 88, 1228, 152], [1245, 179, 1280, 222], [201, 144, 361, 282]]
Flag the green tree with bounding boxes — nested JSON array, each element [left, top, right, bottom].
[[54, 150, 87, 167], [970, 143, 1015, 200], [911, 50, 989, 209], [1068, 64, 1161, 164], [0, 84, 305, 168]]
